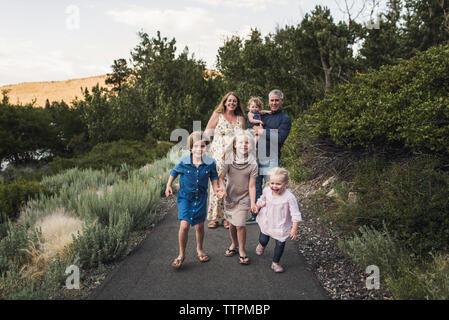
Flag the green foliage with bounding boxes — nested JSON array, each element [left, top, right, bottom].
[[339, 225, 449, 300], [339, 224, 411, 279], [334, 155, 449, 255], [0, 180, 48, 238], [48, 139, 173, 172], [0, 103, 55, 164], [282, 114, 316, 181], [312, 44, 449, 155], [359, 0, 449, 71], [105, 58, 131, 92], [0, 223, 38, 274], [71, 212, 133, 269]]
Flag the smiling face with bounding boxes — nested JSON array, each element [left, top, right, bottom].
[[191, 140, 207, 159], [225, 94, 238, 112], [249, 102, 260, 114], [269, 94, 283, 113], [234, 135, 250, 157], [269, 175, 288, 196]]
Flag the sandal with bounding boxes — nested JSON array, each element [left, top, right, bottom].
[[208, 220, 219, 229], [239, 256, 250, 265], [198, 254, 210, 263], [271, 262, 284, 273], [222, 220, 230, 229], [225, 247, 238, 257], [255, 243, 265, 256], [171, 257, 184, 269]]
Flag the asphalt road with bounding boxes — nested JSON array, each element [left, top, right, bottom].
[[89, 204, 328, 300]]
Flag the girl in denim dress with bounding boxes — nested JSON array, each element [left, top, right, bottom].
[[166, 132, 224, 269]]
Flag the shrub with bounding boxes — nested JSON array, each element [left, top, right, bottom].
[[334, 155, 449, 255], [0, 223, 38, 274], [71, 211, 133, 269], [282, 114, 316, 181], [339, 224, 411, 279], [0, 180, 48, 237], [311, 44, 449, 155], [48, 140, 174, 172]]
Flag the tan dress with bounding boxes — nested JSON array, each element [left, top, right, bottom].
[[223, 161, 258, 227], [207, 114, 244, 222]]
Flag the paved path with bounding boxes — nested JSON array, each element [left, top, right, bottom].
[[90, 204, 328, 300]]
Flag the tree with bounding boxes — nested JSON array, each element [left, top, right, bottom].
[[300, 6, 356, 93], [105, 58, 131, 92]]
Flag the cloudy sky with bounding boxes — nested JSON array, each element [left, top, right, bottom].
[[0, 0, 385, 86]]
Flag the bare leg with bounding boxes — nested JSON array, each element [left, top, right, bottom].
[[178, 220, 190, 259], [228, 223, 238, 250], [195, 222, 205, 256], [236, 226, 247, 259]]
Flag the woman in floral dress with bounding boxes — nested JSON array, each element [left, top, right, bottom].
[[204, 92, 245, 229]]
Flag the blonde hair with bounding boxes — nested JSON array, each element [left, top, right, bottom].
[[267, 167, 289, 184], [214, 92, 245, 117], [247, 97, 264, 111], [188, 131, 209, 150]]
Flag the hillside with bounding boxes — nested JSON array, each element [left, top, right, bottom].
[[0, 75, 113, 107]]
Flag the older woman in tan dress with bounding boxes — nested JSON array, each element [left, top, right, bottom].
[[204, 92, 245, 229], [219, 131, 258, 264]]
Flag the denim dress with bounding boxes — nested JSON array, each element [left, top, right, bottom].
[[170, 154, 219, 226]]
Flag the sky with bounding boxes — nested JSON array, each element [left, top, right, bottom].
[[0, 0, 386, 86]]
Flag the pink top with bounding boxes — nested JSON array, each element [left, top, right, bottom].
[[256, 187, 302, 242]]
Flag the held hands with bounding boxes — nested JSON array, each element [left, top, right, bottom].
[[215, 187, 227, 199], [250, 203, 258, 214]]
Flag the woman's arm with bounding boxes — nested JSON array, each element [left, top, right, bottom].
[[204, 112, 219, 140]]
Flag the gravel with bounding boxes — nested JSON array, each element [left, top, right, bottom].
[[291, 179, 392, 300]]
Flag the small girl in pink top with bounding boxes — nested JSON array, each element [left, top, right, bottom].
[[254, 167, 302, 273]]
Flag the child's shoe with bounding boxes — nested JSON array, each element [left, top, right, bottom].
[[255, 243, 265, 256], [271, 262, 284, 273]]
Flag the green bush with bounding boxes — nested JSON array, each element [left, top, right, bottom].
[[0, 223, 38, 274], [0, 180, 49, 238], [311, 44, 449, 155], [71, 211, 133, 269], [334, 155, 449, 255], [48, 139, 173, 172], [339, 224, 411, 279], [282, 114, 316, 181]]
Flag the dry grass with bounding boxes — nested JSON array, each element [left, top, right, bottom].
[[0, 75, 113, 107], [1, 69, 219, 108], [21, 209, 85, 278]]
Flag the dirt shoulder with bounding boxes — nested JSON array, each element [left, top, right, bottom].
[[291, 178, 392, 300]]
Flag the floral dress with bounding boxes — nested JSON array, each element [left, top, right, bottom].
[[207, 113, 243, 222]]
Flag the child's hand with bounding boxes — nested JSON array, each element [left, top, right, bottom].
[[250, 203, 258, 214], [215, 189, 226, 199], [165, 185, 173, 197], [290, 228, 298, 241]]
